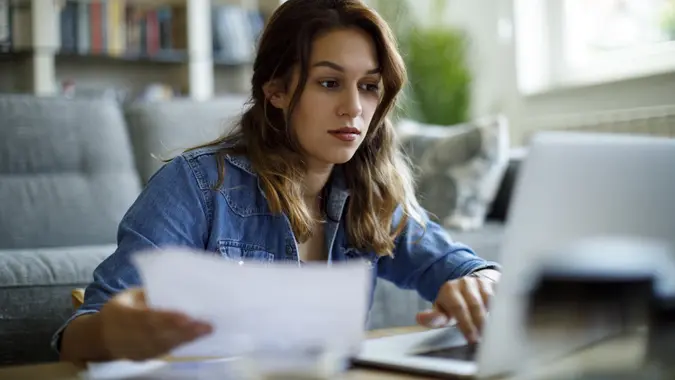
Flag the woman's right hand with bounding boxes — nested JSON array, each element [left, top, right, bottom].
[[99, 288, 213, 361]]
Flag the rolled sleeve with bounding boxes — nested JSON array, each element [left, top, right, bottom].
[[377, 206, 501, 302], [51, 309, 100, 355]]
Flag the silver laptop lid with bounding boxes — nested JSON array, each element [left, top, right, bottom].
[[478, 132, 675, 378]]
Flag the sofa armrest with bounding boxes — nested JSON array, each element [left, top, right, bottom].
[[0, 244, 115, 288], [0, 244, 115, 366]]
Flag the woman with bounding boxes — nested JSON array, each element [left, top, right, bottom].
[[56, 0, 500, 363]]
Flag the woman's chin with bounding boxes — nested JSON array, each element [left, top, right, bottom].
[[314, 149, 359, 165]]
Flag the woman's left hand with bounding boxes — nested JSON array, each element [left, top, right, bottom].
[[415, 270, 500, 343]]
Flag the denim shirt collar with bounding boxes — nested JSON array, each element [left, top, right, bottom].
[[224, 154, 350, 221]]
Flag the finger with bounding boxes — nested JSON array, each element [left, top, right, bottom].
[[478, 278, 494, 309], [116, 288, 147, 309], [153, 321, 213, 356], [145, 311, 211, 348], [416, 309, 450, 328], [147, 309, 195, 328], [129, 288, 147, 306], [437, 285, 478, 343], [150, 311, 212, 337], [461, 277, 487, 334]]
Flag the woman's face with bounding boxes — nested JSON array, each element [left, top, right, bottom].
[[268, 27, 382, 167]]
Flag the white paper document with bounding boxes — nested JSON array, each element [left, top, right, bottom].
[[83, 360, 166, 379], [83, 358, 249, 380], [131, 248, 372, 360]]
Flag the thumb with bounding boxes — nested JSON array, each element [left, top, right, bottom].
[[114, 288, 148, 310], [416, 308, 451, 329]]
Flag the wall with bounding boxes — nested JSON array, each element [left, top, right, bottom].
[[403, 0, 675, 146]]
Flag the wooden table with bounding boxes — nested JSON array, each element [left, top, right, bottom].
[[0, 327, 436, 380], [0, 326, 655, 380]]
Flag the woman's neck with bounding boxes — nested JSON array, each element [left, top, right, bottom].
[[303, 159, 334, 201]]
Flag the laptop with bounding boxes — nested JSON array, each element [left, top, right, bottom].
[[353, 131, 675, 378]]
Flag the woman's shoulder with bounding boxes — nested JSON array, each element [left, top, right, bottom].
[[168, 144, 257, 191]]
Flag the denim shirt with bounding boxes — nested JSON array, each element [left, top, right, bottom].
[[51, 145, 499, 352]]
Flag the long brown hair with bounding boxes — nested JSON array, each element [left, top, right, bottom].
[[194, 0, 424, 256]]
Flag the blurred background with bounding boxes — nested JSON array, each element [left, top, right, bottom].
[[1, 0, 674, 145]]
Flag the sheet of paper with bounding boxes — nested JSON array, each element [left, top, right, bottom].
[[84, 357, 249, 380], [84, 360, 167, 379], [132, 248, 371, 359]]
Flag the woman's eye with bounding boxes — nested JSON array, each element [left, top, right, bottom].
[[319, 80, 379, 92], [320, 80, 339, 89], [360, 83, 380, 92]]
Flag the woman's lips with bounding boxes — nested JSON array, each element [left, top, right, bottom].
[[328, 127, 361, 142], [329, 131, 359, 142]]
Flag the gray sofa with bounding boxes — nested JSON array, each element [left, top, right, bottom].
[[0, 94, 520, 366]]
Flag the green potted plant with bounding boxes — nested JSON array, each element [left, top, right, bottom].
[[373, 0, 472, 126], [404, 25, 471, 126]]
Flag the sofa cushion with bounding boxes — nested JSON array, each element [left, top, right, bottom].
[[398, 115, 510, 231], [367, 279, 432, 330], [124, 96, 249, 184], [0, 244, 114, 365], [447, 221, 506, 264], [0, 95, 142, 249]]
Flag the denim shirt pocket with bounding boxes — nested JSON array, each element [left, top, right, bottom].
[[217, 240, 275, 265]]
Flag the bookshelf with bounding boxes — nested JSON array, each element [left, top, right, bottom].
[[0, 0, 285, 100]]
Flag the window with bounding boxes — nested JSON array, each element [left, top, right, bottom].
[[514, 0, 675, 95]]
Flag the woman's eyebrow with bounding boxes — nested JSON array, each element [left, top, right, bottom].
[[312, 60, 381, 74]]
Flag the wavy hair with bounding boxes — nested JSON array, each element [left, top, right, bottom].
[[193, 0, 424, 256]]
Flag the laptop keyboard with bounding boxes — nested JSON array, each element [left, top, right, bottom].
[[414, 343, 479, 362]]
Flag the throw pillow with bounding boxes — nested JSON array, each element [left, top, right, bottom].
[[398, 115, 510, 231]]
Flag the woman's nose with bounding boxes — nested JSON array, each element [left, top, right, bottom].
[[337, 87, 363, 118]]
